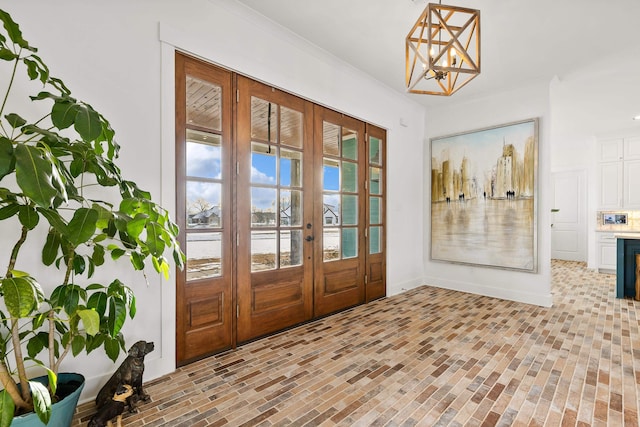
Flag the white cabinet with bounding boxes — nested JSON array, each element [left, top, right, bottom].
[[598, 137, 640, 209], [598, 138, 623, 162], [599, 161, 623, 208], [597, 232, 617, 273]]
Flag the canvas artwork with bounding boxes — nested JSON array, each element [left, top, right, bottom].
[[430, 118, 538, 272]]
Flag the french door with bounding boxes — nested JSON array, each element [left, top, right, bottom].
[[236, 76, 314, 341], [175, 54, 386, 363], [312, 106, 366, 316], [175, 54, 234, 364]]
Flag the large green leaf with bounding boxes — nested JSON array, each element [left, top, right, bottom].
[[126, 213, 148, 239], [108, 298, 126, 336], [67, 207, 98, 245], [74, 104, 101, 142], [18, 205, 39, 229], [71, 334, 86, 356], [14, 144, 57, 207], [42, 229, 60, 266], [0, 9, 31, 50], [92, 244, 105, 266], [30, 381, 51, 425], [0, 137, 14, 179], [4, 113, 25, 128], [130, 251, 144, 271], [45, 369, 57, 397], [23, 57, 39, 80], [87, 291, 107, 317], [1, 277, 38, 318], [0, 389, 15, 427], [0, 203, 19, 220], [145, 222, 166, 257], [110, 248, 126, 260], [62, 285, 81, 316], [51, 100, 78, 130], [0, 47, 16, 60], [104, 335, 121, 362], [26, 331, 47, 358], [78, 308, 99, 336]]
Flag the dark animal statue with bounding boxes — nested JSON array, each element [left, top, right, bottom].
[[88, 384, 133, 427], [95, 340, 155, 412]]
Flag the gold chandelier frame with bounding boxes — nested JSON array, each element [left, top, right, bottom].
[[406, 3, 480, 96]]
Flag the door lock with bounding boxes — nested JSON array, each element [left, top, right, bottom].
[[305, 235, 314, 242]]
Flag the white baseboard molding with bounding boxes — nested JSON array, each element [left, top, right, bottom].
[[422, 275, 554, 308]]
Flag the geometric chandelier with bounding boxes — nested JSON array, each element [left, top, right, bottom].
[[406, 2, 480, 96]]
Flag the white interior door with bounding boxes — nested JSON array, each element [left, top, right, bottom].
[[551, 169, 587, 261]]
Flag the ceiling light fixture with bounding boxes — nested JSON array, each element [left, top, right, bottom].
[[406, 1, 480, 96], [634, 115, 640, 121]]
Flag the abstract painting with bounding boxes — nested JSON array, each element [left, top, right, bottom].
[[430, 118, 538, 272]]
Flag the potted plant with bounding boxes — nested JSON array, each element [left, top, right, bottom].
[[0, 9, 184, 426]]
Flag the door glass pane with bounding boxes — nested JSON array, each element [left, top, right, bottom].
[[370, 136, 382, 165], [251, 142, 277, 184], [342, 130, 358, 160], [324, 194, 340, 225], [251, 97, 277, 143], [369, 226, 381, 254], [370, 167, 382, 195], [186, 181, 222, 229], [186, 232, 222, 280], [280, 106, 303, 148], [342, 227, 357, 258], [342, 162, 357, 193], [323, 228, 340, 261], [342, 195, 357, 225], [323, 122, 340, 156], [251, 230, 276, 271], [251, 188, 277, 226], [186, 76, 221, 130], [186, 131, 222, 179], [280, 149, 302, 187], [323, 158, 340, 191], [370, 197, 381, 225], [281, 229, 302, 267], [281, 190, 302, 226]]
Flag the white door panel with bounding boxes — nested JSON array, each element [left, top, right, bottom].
[[551, 170, 587, 261]]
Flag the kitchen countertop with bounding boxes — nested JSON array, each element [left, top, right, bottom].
[[614, 233, 640, 239]]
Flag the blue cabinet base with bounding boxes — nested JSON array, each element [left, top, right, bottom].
[[616, 238, 640, 298]]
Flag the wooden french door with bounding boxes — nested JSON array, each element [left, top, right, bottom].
[[236, 76, 314, 342], [313, 106, 367, 317], [365, 124, 387, 302], [175, 55, 386, 360], [175, 53, 234, 365]]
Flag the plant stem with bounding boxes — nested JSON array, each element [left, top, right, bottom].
[[0, 53, 19, 132], [6, 225, 28, 278], [10, 317, 31, 405], [0, 360, 29, 409], [49, 248, 76, 375], [48, 310, 55, 374]]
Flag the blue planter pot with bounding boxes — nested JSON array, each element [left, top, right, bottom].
[[11, 373, 84, 427]]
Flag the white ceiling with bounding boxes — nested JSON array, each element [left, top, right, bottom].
[[235, 0, 640, 110]]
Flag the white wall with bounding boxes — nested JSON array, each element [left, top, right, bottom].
[[549, 52, 640, 269], [1, 0, 426, 402], [423, 82, 553, 307]]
